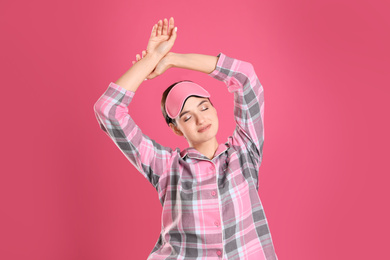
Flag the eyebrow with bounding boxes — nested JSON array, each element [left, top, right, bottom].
[[179, 100, 209, 118]]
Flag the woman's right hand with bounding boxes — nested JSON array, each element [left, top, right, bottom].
[[145, 17, 177, 58]]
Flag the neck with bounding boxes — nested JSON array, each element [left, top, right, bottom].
[[190, 137, 219, 160]]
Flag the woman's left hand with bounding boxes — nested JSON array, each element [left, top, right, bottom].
[[145, 17, 177, 58]]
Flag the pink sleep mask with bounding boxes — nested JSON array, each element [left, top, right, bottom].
[[165, 81, 210, 119]]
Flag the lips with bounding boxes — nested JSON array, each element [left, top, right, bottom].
[[198, 124, 211, 133]]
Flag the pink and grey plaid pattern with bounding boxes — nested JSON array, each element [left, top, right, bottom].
[[94, 53, 278, 260]]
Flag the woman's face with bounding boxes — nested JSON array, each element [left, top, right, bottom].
[[169, 96, 219, 146]]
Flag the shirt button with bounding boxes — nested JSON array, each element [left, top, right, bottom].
[[211, 190, 217, 196], [214, 221, 220, 227], [216, 250, 222, 256]]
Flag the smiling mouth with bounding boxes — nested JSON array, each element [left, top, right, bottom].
[[198, 124, 211, 133]]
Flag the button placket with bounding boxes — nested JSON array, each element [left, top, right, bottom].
[[204, 160, 224, 259], [211, 161, 224, 260]]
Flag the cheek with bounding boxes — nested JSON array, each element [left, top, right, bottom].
[[181, 123, 194, 136], [211, 109, 218, 120], [206, 108, 216, 117]]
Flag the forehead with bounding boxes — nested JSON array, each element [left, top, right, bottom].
[[182, 96, 209, 110]]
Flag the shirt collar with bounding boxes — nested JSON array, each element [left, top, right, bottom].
[[180, 143, 229, 160]]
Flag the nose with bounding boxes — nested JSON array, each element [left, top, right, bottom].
[[195, 113, 206, 125]]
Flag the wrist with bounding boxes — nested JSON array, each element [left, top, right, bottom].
[[166, 52, 180, 68], [146, 51, 165, 63]]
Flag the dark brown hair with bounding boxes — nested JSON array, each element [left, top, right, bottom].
[[161, 80, 213, 126]]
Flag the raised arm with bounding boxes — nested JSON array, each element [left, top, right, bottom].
[[93, 18, 178, 189]]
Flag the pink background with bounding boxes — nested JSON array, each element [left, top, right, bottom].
[[1, 0, 389, 259]]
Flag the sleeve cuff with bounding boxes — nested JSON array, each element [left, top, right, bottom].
[[100, 82, 135, 106], [108, 82, 135, 97], [208, 52, 233, 82]]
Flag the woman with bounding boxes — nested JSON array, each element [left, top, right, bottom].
[[94, 17, 278, 260]]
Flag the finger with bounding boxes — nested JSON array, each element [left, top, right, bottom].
[[136, 54, 140, 61], [162, 18, 168, 35], [157, 20, 162, 36], [132, 61, 135, 65], [168, 17, 174, 35], [150, 24, 157, 37], [142, 50, 146, 58]]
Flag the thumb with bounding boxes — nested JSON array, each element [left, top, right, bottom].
[[168, 27, 177, 42]]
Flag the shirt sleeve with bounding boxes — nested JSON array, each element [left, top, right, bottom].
[[93, 82, 173, 189], [208, 52, 265, 165]]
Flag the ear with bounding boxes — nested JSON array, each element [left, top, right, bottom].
[[169, 122, 184, 137]]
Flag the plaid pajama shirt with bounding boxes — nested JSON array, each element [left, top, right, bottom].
[[94, 52, 278, 259]]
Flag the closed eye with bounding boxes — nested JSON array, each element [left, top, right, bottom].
[[184, 107, 209, 122]]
